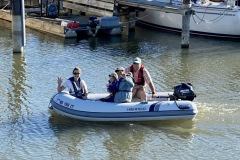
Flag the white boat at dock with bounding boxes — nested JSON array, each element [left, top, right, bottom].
[[137, 0, 240, 38]]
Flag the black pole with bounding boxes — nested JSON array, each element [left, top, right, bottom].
[[40, 0, 42, 17], [46, 0, 48, 17], [58, 0, 60, 15]]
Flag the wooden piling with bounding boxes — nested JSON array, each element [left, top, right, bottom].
[[181, 0, 191, 48], [128, 9, 136, 31]]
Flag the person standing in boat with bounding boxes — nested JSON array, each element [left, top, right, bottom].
[[99, 72, 118, 102], [57, 67, 88, 99], [125, 57, 156, 102], [114, 67, 134, 103]]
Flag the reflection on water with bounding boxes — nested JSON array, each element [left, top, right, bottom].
[[7, 53, 29, 121], [48, 114, 196, 159], [0, 19, 240, 159]]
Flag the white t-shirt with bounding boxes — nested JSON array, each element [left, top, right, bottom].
[[63, 79, 88, 94]]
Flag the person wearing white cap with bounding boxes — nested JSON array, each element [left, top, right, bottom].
[[125, 57, 156, 101], [114, 66, 134, 103]]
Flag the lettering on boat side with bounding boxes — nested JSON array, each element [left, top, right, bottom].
[[57, 99, 64, 105], [127, 107, 146, 111], [57, 99, 74, 109]]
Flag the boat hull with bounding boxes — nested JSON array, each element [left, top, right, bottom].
[[138, 4, 240, 38], [50, 92, 198, 122]]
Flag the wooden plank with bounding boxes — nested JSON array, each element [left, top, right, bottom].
[[63, 0, 114, 10], [0, 10, 11, 21], [117, 0, 186, 15], [64, 0, 115, 4], [99, 0, 115, 3], [63, 2, 113, 16]]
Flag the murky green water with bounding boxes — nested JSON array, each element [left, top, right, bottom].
[[0, 19, 240, 159]]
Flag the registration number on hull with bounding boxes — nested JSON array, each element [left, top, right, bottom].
[[57, 99, 74, 109], [127, 107, 146, 111]]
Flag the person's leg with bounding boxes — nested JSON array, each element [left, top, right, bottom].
[[136, 89, 147, 101], [132, 85, 138, 97]]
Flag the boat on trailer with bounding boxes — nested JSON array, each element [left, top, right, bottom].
[[137, 0, 240, 38], [49, 91, 198, 122]]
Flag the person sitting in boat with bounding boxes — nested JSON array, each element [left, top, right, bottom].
[[114, 67, 134, 103], [99, 72, 118, 102], [57, 67, 88, 99], [125, 57, 156, 102]]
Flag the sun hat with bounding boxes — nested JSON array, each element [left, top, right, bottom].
[[133, 57, 142, 64], [115, 66, 125, 72], [109, 72, 118, 79]]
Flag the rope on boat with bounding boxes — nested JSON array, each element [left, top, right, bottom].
[[192, 4, 233, 24], [170, 0, 234, 24], [122, 0, 233, 26], [121, 8, 153, 25]]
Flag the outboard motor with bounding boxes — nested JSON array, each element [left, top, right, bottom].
[[173, 83, 196, 101], [47, 3, 58, 18], [89, 16, 99, 28]]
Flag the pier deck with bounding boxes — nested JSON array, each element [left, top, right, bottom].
[[117, 0, 189, 15]]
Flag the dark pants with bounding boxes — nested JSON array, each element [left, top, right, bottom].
[[99, 96, 114, 102]]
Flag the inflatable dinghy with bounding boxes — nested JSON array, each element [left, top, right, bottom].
[[49, 91, 198, 121]]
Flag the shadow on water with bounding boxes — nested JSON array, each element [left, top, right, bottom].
[[77, 31, 139, 53], [26, 25, 140, 54]]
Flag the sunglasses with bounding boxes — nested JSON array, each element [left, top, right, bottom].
[[116, 70, 124, 72], [73, 73, 80, 75]]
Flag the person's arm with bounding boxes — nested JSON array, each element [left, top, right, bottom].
[[81, 80, 88, 99], [57, 77, 66, 92], [143, 69, 156, 97], [148, 81, 156, 97], [110, 81, 119, 93]]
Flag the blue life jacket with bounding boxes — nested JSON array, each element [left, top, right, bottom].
[[114, 76, 134, 103], [68, 77, 84, 99]]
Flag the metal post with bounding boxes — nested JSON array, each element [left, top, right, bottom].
[[46, 0, 48, 17], [12, 0, 26, 53], [113, 0, 120, 16], [181, 0, 191, 48]]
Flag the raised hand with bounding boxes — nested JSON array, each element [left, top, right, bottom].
[[57, 77, 63, 86]]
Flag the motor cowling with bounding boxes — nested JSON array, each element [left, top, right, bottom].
[[173, 83, 196, 101], [89, 16, 99, 28], [47, 3, 58, 18]]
